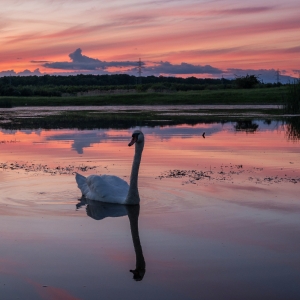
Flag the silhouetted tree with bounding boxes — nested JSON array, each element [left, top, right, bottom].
[[235, 74, 260, 89]]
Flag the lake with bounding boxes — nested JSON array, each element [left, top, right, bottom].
[[0, 118, 299, 300]]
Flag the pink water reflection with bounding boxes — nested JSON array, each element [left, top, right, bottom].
[[0, 121, 300, 299]]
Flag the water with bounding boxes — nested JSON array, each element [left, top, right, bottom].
[[0, 120, 300, 299], [0, 105, 283, 119]]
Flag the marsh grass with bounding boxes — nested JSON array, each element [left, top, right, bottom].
[[0, 87, 287, 107], [283, 81, 300, 113], [0, 98, 12, 108], [285, 117, 300, 141]]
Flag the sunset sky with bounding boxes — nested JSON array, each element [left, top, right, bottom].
[[1, 0, 299, 82]]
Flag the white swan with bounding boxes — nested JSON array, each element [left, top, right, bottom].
[[75, 130, 144, 205]]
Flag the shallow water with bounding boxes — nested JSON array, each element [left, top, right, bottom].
[[0, 105, 281, 112], [0, 104, 282, 119], [0, 120, 300, 299]]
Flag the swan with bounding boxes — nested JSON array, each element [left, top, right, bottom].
[[75, 130, 144, 205]]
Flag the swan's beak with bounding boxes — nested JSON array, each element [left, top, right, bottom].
[[128, 136, 137, 146]]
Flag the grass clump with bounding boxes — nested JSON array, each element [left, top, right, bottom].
[[0, 98, 12, 108]]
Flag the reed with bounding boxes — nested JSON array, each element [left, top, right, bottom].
[[285, 117, 300, 141], [284, 81, 300, 113]]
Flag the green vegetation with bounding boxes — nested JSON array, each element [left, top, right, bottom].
[[0, 98, 12, 108], [0, 74, 233, 98], [0, 87, 287, 107], [0, 74, 286, 99], [0, 74, 294, 108], [284, 81, 300, 113], [235, 74, 260, 89], [0, 74, 231, 88]]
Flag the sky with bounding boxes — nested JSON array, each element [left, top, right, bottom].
[[0, 0, 300, 82]]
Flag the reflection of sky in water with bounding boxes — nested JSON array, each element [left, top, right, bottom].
[[44, 125, 226, 153], [0, 121, 300, 299], [46, 131, 108, 154], [0, 120, 283, 154]]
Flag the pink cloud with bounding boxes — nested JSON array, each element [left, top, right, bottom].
[[0, 1, 299, 75]]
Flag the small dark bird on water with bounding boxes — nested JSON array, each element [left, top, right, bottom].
[[202, 132, 205, 138]]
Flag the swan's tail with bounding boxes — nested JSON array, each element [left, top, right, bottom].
[[75, 172, 89, 196]]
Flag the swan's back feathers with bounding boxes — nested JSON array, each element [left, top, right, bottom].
[[77, 174, 129, 204]]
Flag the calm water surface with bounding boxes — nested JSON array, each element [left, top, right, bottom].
[[0, 120, 299, 300]]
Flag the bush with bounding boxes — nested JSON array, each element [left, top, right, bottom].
[[235, 74, 260, 89], [20, 87, 34, 96], [149, 83, 171, 92]]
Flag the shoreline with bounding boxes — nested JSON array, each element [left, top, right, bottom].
[[0, 104, 283, 112]]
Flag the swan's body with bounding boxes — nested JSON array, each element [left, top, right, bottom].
[[75, 130, 144, 205]]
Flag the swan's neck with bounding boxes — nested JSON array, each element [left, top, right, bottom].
[[127, 205, 146, 272], [125, 141, 144, 205]]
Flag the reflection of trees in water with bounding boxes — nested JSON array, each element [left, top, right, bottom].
[[6, 114, 300, 143], [0, 115, 221, 130], [285, 117, 300, 141], [234, 120, 259, 133], [77, 198, 146, 281], [263, 119, 272, 125]]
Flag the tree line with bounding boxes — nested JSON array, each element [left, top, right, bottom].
[[0, 74, 281, 97]]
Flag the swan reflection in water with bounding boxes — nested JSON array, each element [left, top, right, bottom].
[[76, 198, 146, 281]]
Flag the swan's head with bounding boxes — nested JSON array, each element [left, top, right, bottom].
[[130, 268, 146, 281], [128, 130, 144, 147]]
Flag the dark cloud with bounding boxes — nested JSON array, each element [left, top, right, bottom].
[[42, 48, 222, 75], [0, 70, 15, 76], [43, 48, 136, 70], [31, 60, 50, 63], [0, 68, 42, 77], [143, 61, 223, 75], [1, 48, 297, 83], [18, 68, 42, 76]]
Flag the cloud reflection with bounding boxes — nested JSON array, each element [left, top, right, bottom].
[[46, 132, 108, 154], [1, 120, 286, 154], [43, 125, 225, 153]]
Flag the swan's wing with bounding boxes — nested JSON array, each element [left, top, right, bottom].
[[86, 174, 129, 203], [75, 173, 90, 196]]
